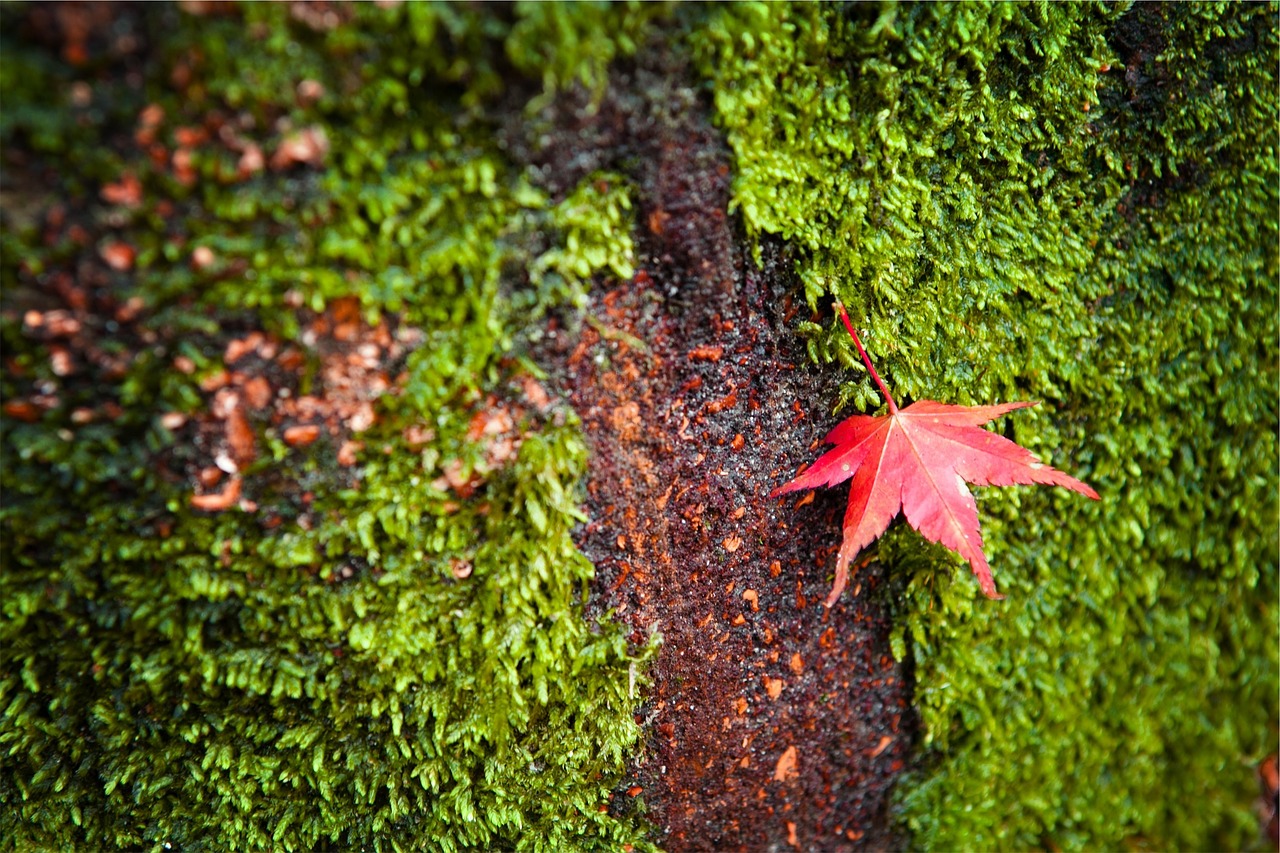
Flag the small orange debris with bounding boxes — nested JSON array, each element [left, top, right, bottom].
[[48, 347, 74, 377], [687, 344, 723, 362], [347, 401, 376, 433], [731, 433, 745, 451], [173, 125, 208, 147], [722, 534, 742, 553], [403, 423, 435, 448], [773, 745, 798, 783], [3, 400, 41, 422], [764, 676, 783, 700], [521, 375, 552, 410], [704, 389, 738, 413], [647, 208, 670, 235], [136, 104, 165, 143], [270, 126, 329, 170], [199, 370, 230, 392], [242, 375, 273, 409], [237, 143, 265, 178], [437, 458, 474, 494], [190, 477, 241, 511], [296, 79, 326, 105], [225, 409, 256, 465], [626, 785, 642, 797], [171, 148, 196, 186], [786, 821, 798, 848], [742, 589, 759, 612], [868, 735, 893, 758], [99, 241, 136, 271], [789, 652, 804, 675], [224, 333, 263, 364], [283, 424, 321, 447], [191, 245, 216, 271], [450, 557, 473, 579], [337, 440, 364, 467], [100, 173, 142, 207]]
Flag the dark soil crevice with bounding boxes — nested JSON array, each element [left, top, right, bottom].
[[525, 34, 917, 851]]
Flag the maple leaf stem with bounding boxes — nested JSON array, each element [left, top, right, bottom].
[[835, 303, 898, 415]]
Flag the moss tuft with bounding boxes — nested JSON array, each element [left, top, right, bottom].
[[2, 3, 658, 849], [695, 1, 1277, 848]]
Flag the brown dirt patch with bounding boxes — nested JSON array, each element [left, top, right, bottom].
[[527, 43, 917, 851]]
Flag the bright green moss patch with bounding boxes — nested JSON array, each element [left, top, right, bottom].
[[695, 1, 1277, 849], [2, 3, 659, 849]]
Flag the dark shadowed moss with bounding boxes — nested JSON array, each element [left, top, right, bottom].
[[694, 1, 1277, 849], [2, 3, 662, 850]]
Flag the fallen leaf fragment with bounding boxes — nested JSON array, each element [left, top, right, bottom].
[[224, 333, 263, 364], [191, 477, 241, 511], [199, 370, 230, 391], [99, 241, 136, 271], [296, 79, 325, 105], [403, 423, 435, 448], [100, 173, 142, 207], [237, 143, 265, 178], [764, 676, 783, 700], [773, 745, 798, 783], [337, 440, 364, 467], [3, 400, 41, 422], [521, 375, 552, 409], [242, 375, 273, 409], [270, 126, 329, 170], [283, 424, 321, 447], [225, 408, 256, 465], [191, 246, 216, 271], [687, 344, 723, 362]]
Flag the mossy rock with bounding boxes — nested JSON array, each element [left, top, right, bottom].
[[2, 2, 1276, 851]]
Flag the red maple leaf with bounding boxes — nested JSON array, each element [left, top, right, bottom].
[[774, 305, 1099, 606]]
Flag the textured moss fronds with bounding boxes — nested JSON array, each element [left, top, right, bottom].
[[1, 3, 659, 850], [696, 1, 1277, 849]]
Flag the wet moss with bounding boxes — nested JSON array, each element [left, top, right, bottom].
[[695, 1, 1276, 848], [2, 3, 659, 850]]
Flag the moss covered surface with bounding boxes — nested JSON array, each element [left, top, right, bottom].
[[2, 3, 662, 849], [695, 1, 1278, 849], [2, 1, 1277, 851]]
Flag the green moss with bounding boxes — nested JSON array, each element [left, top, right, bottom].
[[695, 1, 1277, 849], [2, 3, 659, 850]]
